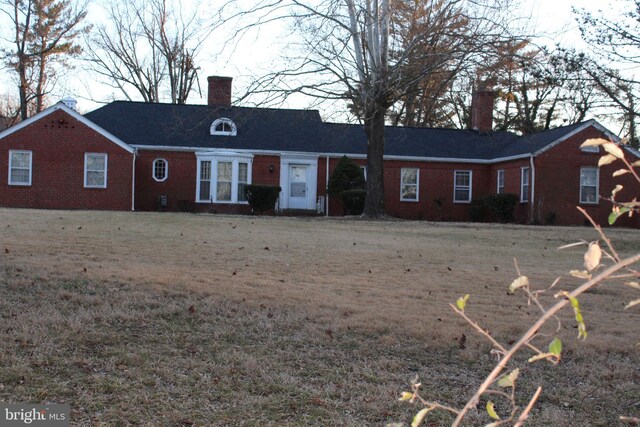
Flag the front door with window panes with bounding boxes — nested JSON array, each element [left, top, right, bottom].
[[288, 165, 308, 209]]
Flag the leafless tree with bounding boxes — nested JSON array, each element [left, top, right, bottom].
[[231, 0, 516, 217], [0, 0, 89, 120], [85, 0, 217, 104], [571, 0, 640, 146]]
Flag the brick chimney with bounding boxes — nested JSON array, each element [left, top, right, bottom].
[[470, 90, 494, 133], [207, 76, 233, 107]]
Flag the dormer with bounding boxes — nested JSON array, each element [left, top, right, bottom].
[[210, 118, 237, 136]]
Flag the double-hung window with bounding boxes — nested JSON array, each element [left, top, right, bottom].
[[580, 167, 599, 204], [216, 161, 233, 201], [84, 153, 107, 188], [520, 167, 530, 203], [238, 163, 249, 202], [497, 170, 505, 194], [400, 168, 419, 201], [8, 150, 32, 186], [454, 170, 472, 203], [196, 153, 252, 203]]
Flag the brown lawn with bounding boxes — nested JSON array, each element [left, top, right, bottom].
[[0, 208, 638, 426]]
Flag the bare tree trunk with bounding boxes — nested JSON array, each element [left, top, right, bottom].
[[363, 106, 386, 218], [18, 57, 29, 120]]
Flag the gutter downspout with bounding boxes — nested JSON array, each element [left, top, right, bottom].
[[131, 148, 137, 211], [325, 156, 330, 216], [529, 155, 535, 223]]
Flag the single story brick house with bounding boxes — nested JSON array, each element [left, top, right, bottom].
[[0, 76, 638, 227]]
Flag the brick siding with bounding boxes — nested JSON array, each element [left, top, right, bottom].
[[0, 109, 133, 210]]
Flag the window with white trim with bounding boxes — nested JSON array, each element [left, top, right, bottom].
[[84, 153, 107, 188], [210, 118, 237, 136], [199, 161, 212, 200], [152, 158, 168, 182], [400, 168, 419, 201], [216, 161, 232, 201], [497, 169, 505, 194], [360, 166, 367, 181], [520, 167, 530, 203], [238, 162, 249, 202], [580, 167, 599, 204], [8, 150, 32, 186], [454, 170, 472, 203], [196, 154, 252, 203]]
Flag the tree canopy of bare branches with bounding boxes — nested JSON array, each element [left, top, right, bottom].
[[85, 0, 218, 104], [231, 0, 517, 217], [570, 0, 640, 146]]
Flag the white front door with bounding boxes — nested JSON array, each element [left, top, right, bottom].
[[288, 165, 308, 209]]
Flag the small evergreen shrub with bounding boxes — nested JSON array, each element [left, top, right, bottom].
[[328, 156, 366, 215], [341, 189, 366, 215], [244, 185, 281, 214], [328, 156, 366, 197]]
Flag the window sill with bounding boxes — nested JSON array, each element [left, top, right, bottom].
[[8, 183, 31, 186], [400, 199, 419, 203], [453, 200, 471, 204]]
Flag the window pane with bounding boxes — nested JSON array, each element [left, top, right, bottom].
[[581, 169, 597, 186], [87, 171, 105, 186], [218, 162, 232, 181], [200, 161, 211, 180], [87, 155, 105, 171], [455, 172, 470, 186], [238, 183, 247, 202], [581, 187, 597, 203], [154, 160, 167, 180], [455, 189, 469, 201], [11, 152, 30, 168], [217, 182, 232, 200], [199, 181, 210, 201], [401, 168, 417, 185], [238, 163, 248, 183], [401, 185, 417, 200], [11, 169, 29, 183]]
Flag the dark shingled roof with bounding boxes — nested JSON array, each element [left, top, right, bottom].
[[85, 101, 593, 160]]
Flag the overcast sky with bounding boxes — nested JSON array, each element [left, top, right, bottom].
[[0, 0, 621, 115]]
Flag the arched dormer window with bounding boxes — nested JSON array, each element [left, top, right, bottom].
[[210, 118, 237, 136]]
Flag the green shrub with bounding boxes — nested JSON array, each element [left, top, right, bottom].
[[341, 189, 366, 215], [487, 193, 519, 223], [469, 193, 519, 223], [244, 185, 281, 214], [328, 156, 366, 197]]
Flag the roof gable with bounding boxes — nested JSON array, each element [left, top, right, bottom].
[[0, 102, 135, 154]]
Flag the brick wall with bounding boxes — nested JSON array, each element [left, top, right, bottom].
[[533, 127, 640, 227], [135, 151, 282, 214], [0, 109, 133, 210], [321, 156, 494, 221]]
